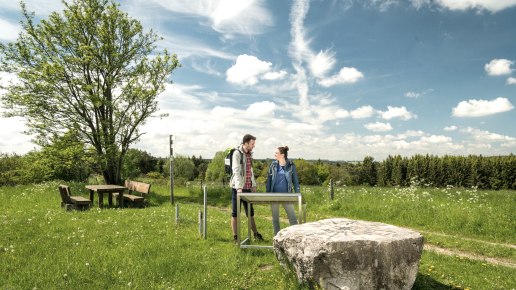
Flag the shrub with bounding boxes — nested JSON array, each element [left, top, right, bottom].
[[146, 171, 164, 179]]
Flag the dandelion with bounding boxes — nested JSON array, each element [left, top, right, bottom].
[[85, 262, 90, 266]]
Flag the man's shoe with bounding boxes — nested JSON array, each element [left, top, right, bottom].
[[253, 232, 264, 241], [233, 235, 238, 243]]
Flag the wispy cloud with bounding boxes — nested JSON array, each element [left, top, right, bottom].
[[452, 97, 514, 117], [404, 89, 433, 98], [285, 0, 366, 136], [410, 0, 516, 13], [143, 0, 273, 38], [190, 59, 222, 76], [0, 0, 64, 16], [507, 77, 516, 85], [158, 36, 235, 61], [289, 0, 363, 92], [460, 127, 516, 143]]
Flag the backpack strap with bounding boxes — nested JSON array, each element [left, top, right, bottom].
[[237, 148, 243, 165]]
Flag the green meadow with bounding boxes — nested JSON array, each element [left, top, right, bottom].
[[1, 180, 514, 289]]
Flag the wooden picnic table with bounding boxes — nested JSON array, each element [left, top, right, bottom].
[[85, 184, 127, 208]]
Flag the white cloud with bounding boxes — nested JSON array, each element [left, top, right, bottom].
[[420, 135, 452, 143], [397, 130, 426, 139], [379, 106, 416, 120], [226, 54, 272, 86], [263, 70, 288, 80], [318, 67, 364, 87], [443, 125, 458, 131], [485, 59, 514, 76], [364, 122, 392, 132], [460, 127, 516, 142], [286, 122, 318, 131], [310, 50, 336, 78], [211, 106, 237, 117], [246, 101, 276, 117], [335, 109, 350, 119], [0, 19, 20, 42], [351, 106, 375, 119], [411, 0, 516, 13], [312, 106, 350, 123], [452, 97, 514, 117], [507, 77, 516, 85]]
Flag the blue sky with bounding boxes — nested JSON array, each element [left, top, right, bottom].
[[1, 0, 515, 161]]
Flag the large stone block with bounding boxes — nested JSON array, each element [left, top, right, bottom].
[[273, 218, 423, 290]]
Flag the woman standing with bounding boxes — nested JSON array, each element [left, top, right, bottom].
[[266, 146, 300, 235]]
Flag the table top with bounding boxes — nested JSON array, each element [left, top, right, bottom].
[[237, 192, 301, 203], [85, 184, 126, 192]]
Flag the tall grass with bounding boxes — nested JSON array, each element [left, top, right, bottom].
[[0, 180, 514, 289]]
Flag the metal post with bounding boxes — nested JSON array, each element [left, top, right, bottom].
[[198, 210, 203, 236], [170, 135, 174, 204], [303, 204, 307, 224], [203, 186, 207, 239], [175, 203, 179, 224], [330, 178, 334, 200]]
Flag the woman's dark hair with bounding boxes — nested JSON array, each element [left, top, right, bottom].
[[242, 134, 256, 144], [278, 146, 289, 158]]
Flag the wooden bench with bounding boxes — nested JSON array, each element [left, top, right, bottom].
[[58, 185, 91, 211], [113, 180, 151, 207]]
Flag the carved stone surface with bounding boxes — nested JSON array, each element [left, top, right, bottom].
[[273, 218, 424, 290]]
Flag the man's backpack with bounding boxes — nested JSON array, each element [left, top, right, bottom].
[[224, 147, 243, 176]]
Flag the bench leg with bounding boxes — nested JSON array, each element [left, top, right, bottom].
[[118, 191, 124, 208]]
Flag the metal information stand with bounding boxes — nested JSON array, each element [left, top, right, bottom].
[[237, 192, 303, 249]]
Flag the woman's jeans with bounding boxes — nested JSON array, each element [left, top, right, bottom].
[[271, 203, 298, 235]]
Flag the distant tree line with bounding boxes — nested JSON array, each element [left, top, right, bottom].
[[202, 152, 515, 190], [374, 154, 515, 189], [0, 147, 514, 190]]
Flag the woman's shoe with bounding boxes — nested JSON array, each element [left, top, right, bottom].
[[253, 232, 264, 241]]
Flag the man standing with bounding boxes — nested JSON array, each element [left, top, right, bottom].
[[230, 134, 263, 243]]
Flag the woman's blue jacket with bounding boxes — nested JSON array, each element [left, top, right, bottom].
[[265, 159, 300, 193]]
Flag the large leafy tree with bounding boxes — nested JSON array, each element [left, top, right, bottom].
[[0, 0, 179, 184]]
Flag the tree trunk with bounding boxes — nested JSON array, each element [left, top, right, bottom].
[[102, 154, 122, 185]]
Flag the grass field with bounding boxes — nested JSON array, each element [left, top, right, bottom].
[[0, 180, 514, 289]]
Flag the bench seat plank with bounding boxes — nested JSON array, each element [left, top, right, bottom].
[[70, 196, 91, 204], [113, 180, 151, 207]]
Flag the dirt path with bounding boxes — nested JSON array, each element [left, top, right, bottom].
[[424, 244, 516, 268], [419, 230, 516, 250]]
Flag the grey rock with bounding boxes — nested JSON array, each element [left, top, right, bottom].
[[273, 218, 424, 290]]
